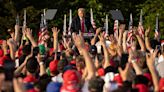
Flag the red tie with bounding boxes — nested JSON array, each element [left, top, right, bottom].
[[81, 19, 85, 33]]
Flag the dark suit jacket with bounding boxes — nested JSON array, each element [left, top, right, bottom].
[[70, 16, 94, 33]]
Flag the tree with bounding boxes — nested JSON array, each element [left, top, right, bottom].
[[138, 0, 164, 39]]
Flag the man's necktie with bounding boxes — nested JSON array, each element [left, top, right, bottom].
[[81, 19, 85, 33]]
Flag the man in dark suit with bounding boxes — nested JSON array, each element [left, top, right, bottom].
[[70, 8, 94, 34]]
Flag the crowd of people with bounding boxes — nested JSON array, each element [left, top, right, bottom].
[[0, 8, 164, 92]]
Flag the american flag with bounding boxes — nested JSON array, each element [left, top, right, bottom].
[[114, 20, 119, 40], [138, 9, 144, 39], [38, 11, 49, 45], [90, 8, 96, 30], [127, 13, 133, 47], [154, 14, 160, 39]]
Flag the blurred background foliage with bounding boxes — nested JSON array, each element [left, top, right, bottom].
[[0, 0, 163, 39]]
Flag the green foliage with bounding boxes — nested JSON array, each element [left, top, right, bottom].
[[137, 0, 164, 39]]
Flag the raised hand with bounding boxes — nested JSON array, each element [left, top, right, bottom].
[[15, 25, 20, 32], [72, 33, 85, 50], [52, 27, 60, 38], [24, 28, 33, 39], [109, 34, 117, 44], [96, 28, 101, 35], [146, 49, 158, 67], [133, 27, 139, 36], [7, 38, 13, 46], [146, 49, 159, 92], [118, 63, 130, 81], [119, 24, 125, 34], [145, 26, 150, 37], [98, 34, 105, 46]]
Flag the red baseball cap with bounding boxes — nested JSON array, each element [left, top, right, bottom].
[[49, 60, 58, 73], [113, 74, 123, 86], [61, 70, 80, 92], [97, 68, 105, 76], [63, 70, 79, 85]]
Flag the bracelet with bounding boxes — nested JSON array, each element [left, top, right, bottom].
[[39, 62, 44, 65]]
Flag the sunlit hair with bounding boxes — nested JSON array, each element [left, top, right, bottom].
[[78, 8, 85, 13]]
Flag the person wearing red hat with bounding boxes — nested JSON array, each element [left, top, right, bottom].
[[49, 60, 59, 76], [61, 70, 81, 92]]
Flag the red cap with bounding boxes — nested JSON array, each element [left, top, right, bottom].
[[114, 74, 123, 86], [49, 60, 58, 73], [63, 70, 79, 85], [135, 84, 148, 92], [159, 78, 164, 91], [97, 68, 105, 76], [61, 70, 80, 92], [23, 75, 37, 83]]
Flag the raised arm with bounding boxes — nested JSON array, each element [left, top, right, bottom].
[[14, 25, 20, 45], [134, 27, 146, 51], [73, 34, 96, 79], [146, 49, 159, 92], [14, 54, 32, 76], [98, 34, 110, 69], [118, 24, 125, 46], [1, 40, 8, 55], [129, 50, 142, 75], [122, 31, 128, 53], [145, 27, 153, 52], [37, 54, 46, 76], [52, 27, 60, 52], [91, 28, 101, 45], [24, 28, 37, 47], [7, 39, 17, 60]]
